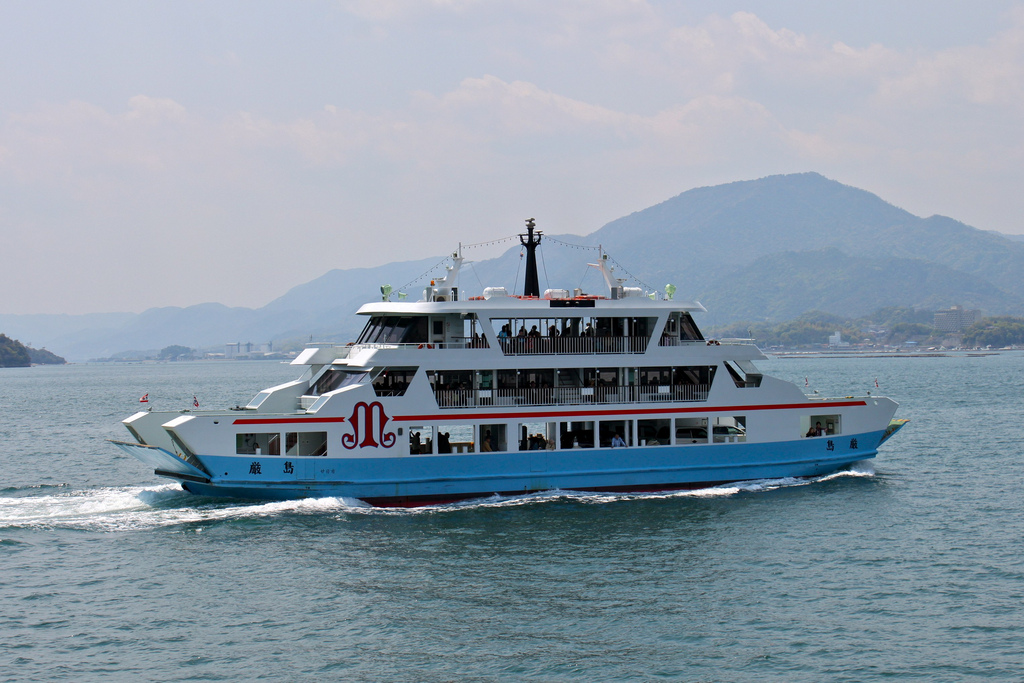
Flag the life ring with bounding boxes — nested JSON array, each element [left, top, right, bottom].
[[418, 344, 425, 349]]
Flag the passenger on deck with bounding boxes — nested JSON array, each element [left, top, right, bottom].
[[611, 432, 626, 448], [481, 430, 494, 452]]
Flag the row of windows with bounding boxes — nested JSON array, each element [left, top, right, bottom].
[[235, 412, 842, 460], [428, 366, 717, 391], [401, 416, 747, 454], [308, 365, 723, 399], [353, 311, 705, 348]]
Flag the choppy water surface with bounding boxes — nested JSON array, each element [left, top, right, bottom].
[[2, 355, 1023, 681]]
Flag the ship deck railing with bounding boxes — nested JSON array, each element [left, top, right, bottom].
[[658, 337, 752, 347], [497, 336, 649, 355], [305, 338, 491, 359], [306, 335, 748, 359], [433, 384, 710, 409]]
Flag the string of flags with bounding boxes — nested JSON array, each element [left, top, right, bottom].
[[395, 254, 453, 294], [460, 235, 518, 250]]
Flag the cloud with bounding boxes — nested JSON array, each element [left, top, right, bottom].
[[4, 4, 1024, 314], [876, 13, 1024, 109]]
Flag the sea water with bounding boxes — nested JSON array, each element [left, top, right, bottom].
[[1, 355, 1023, 681]]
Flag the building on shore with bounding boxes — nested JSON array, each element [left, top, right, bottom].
[[828, 331, 849, 348], [934, 306, 980, 333], [225, 341, 273, 358]]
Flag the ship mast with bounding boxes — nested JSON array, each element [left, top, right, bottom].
[[519, 218, 542, 297]]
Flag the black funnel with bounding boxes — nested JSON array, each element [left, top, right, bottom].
[[519, 218, 542, 297]]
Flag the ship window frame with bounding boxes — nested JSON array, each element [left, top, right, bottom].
[[373, 316, 402, 343], [285, 431, 328, 456], [638, 419, 671, 446], [802, 414, 841, 437], [675, 417, 708, 444], [724, 361, 762, 388], [679, 312, 704, 341], [356, 316, 385, 344], [312, 368, 369, 396], [599, 419, 633, 448], [560, 421, 594, 449], [478, 424, 507, 452], [408, 426, 431, 454], [236, 432, 282, 456], [518, 421, 556, 451], [712, 416, 747, 443], [373, 366, 418, 397]]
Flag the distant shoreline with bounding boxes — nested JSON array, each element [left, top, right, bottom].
[[768, 350, 1008, 359]]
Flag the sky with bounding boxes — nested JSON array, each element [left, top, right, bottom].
[[2, 0, 1023, 315]]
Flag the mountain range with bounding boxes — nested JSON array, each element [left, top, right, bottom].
[[4, 172, 1024, 361]]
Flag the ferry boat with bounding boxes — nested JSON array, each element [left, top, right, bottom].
[[111, 220, 907, 506]]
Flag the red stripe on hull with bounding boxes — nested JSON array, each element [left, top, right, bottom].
[[233, 417, 346, 425]]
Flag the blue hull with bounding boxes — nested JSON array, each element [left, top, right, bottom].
[[126, 430, 887, 507]]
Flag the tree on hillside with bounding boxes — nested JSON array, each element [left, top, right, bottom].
[[709, 312, 863, 347], [962, 317, 1024, 347], [886, 322, 934, 344], [28, 347, 66, 365], [159, 345, 195, 360], [0, 334, 32, 368], [865, 306, 935, 327]]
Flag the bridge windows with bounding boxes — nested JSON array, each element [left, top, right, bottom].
[[659, 312, 705, 345]]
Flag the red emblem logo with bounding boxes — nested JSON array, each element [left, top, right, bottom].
[[342, 401, 396, 450]]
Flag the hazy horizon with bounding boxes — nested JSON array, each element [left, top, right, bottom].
[[3, 1, 1024, 316]]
